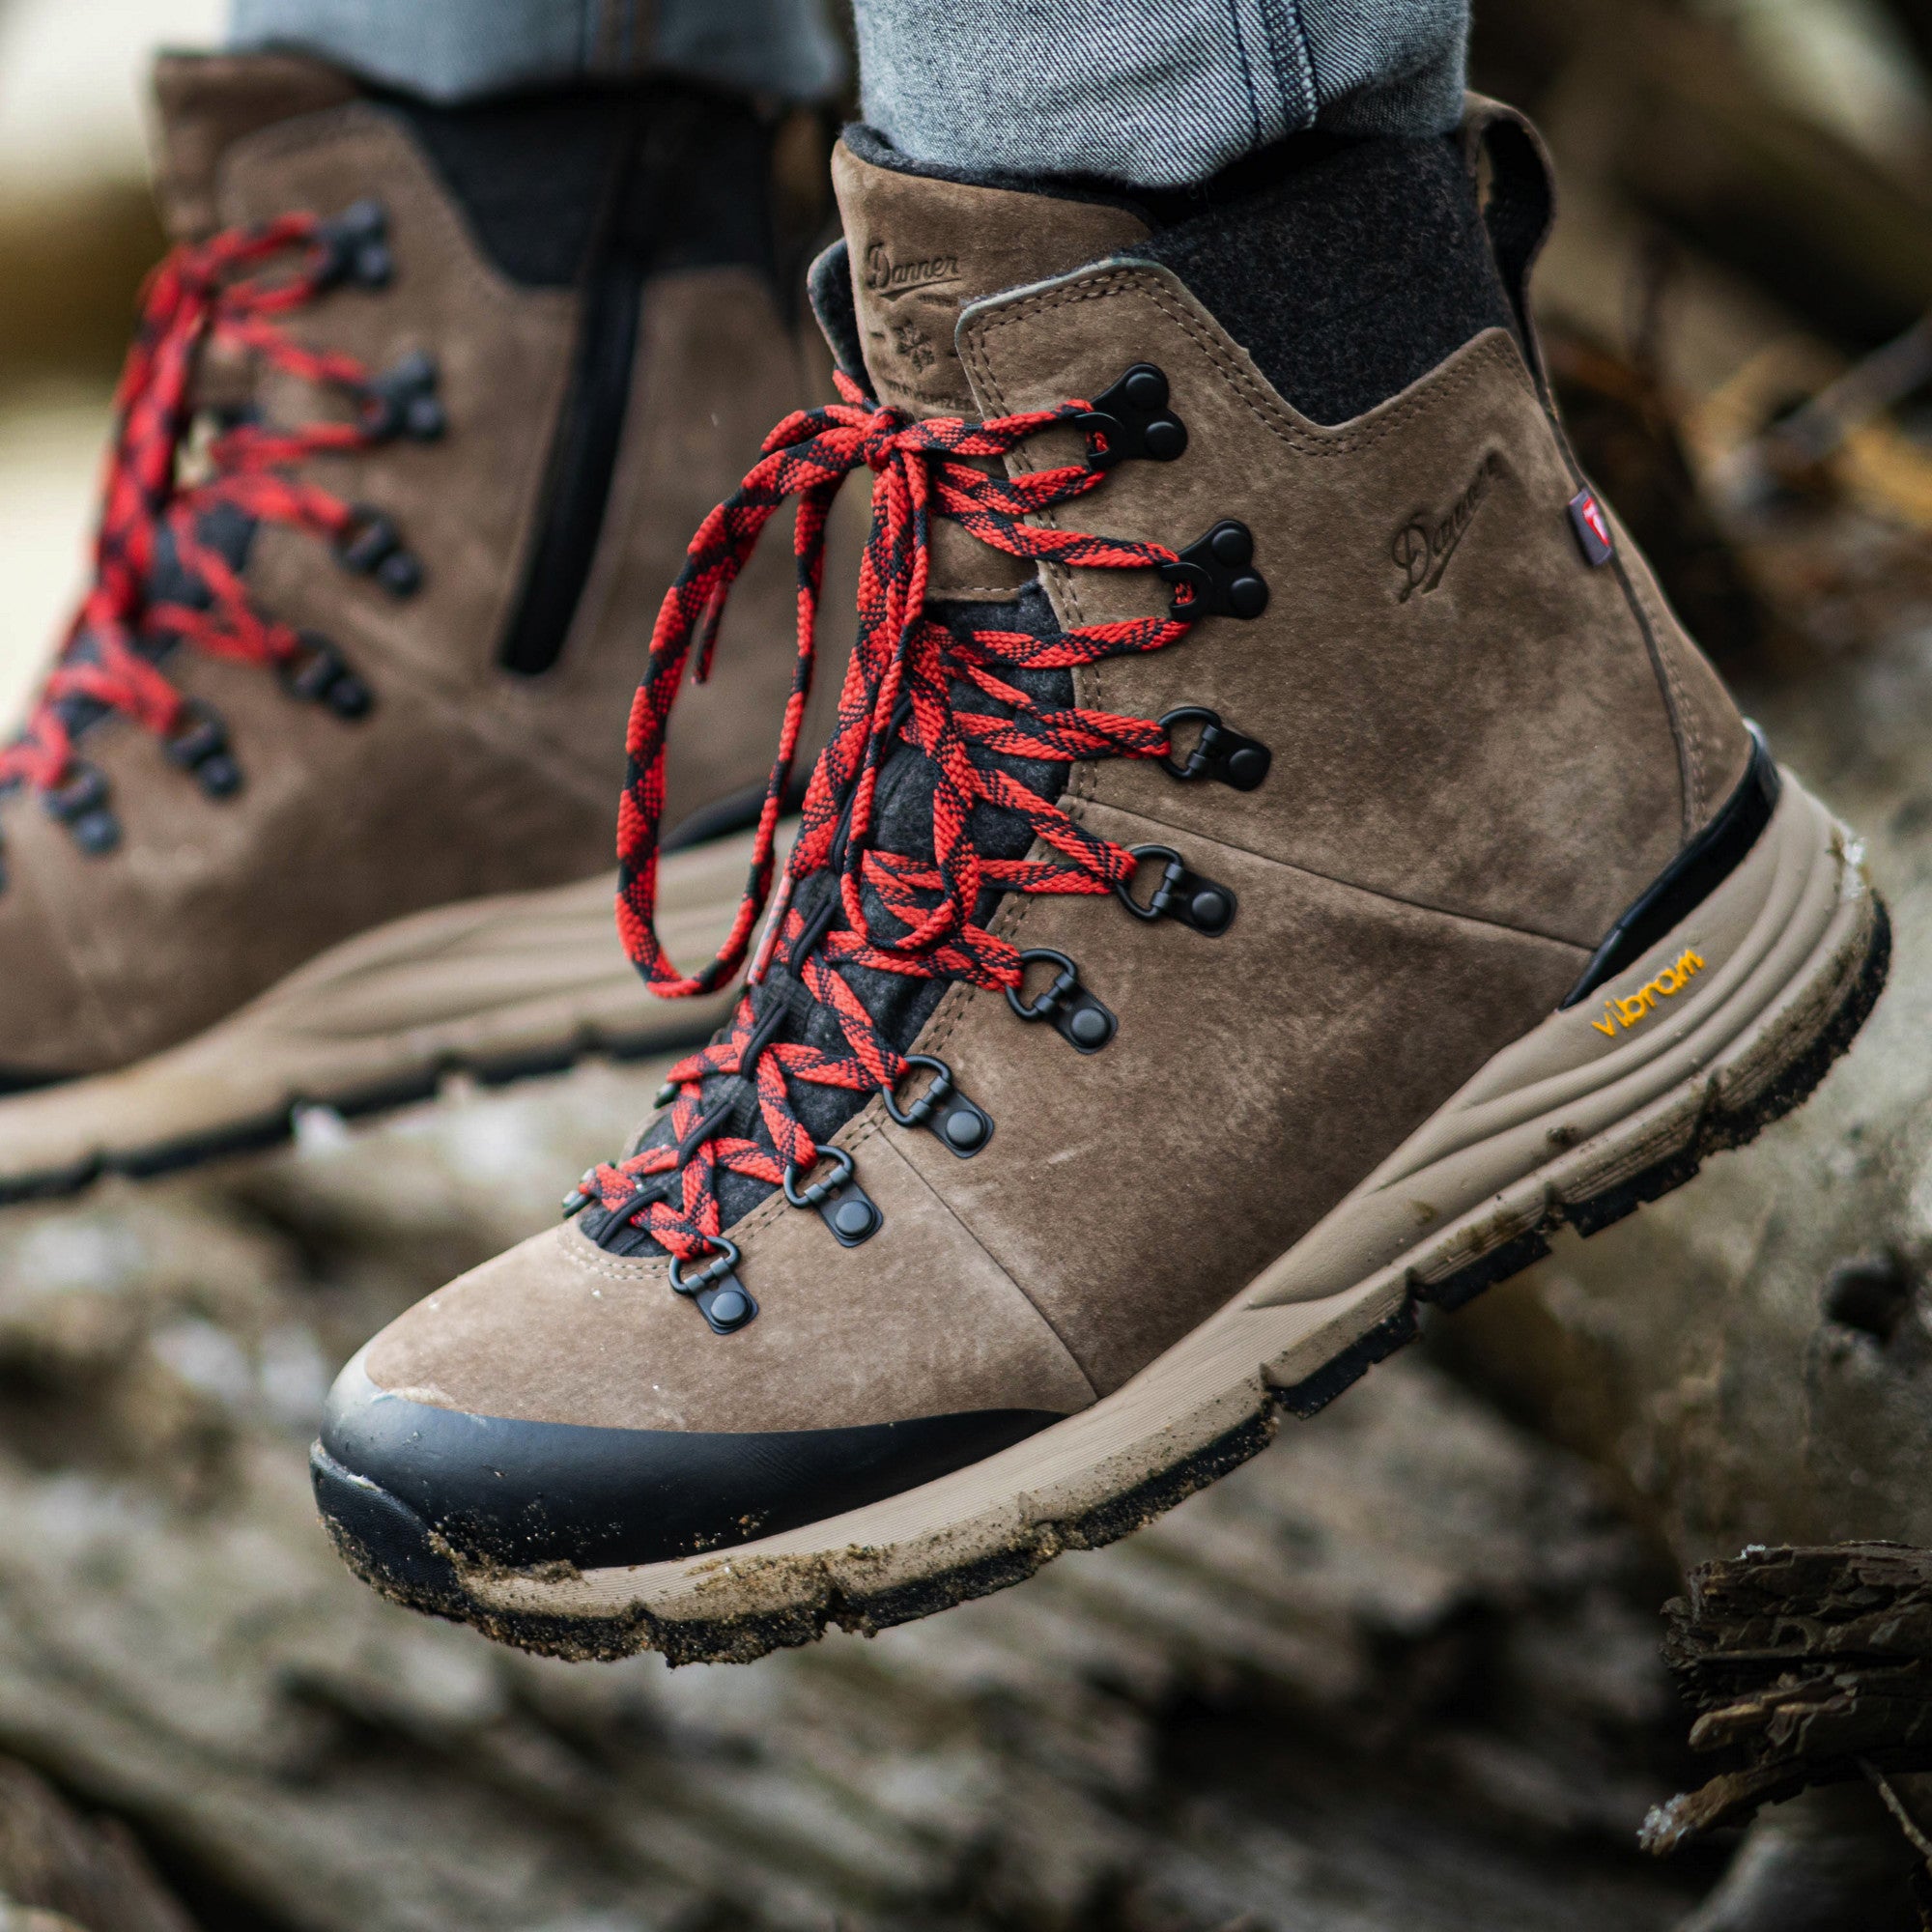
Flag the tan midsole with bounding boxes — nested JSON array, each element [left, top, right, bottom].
[[0, 832, 761, 1179], [453, 769, 1875, 1634]]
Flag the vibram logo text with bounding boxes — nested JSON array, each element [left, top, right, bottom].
[[1591, 949, 1706, 1037]]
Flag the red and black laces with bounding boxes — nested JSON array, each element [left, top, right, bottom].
[[0, 199, 436, 865], [576, 358, 1268, 1329]]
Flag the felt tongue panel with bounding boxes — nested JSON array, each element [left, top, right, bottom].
[[831, 140, 1151, 419], [149, 52, 359, 242]]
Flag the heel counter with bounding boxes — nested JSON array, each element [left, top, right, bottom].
[[1459, 94, 1752, 844]]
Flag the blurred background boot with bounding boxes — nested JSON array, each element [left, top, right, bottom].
[[0, 51, 849, 1200]]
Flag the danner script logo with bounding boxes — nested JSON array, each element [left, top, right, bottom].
[[1391, 452, 1505, 602], [1591, 948, 1705, 1037], [865, 241, 960, 298]]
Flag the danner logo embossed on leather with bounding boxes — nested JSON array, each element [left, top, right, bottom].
[[864, 241, 960, 297], [1591, 948, 1706, 1037], [1392, 451, 1506, 602]]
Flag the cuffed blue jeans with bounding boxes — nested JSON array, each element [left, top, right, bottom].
[[228, 0, 1469, 186]]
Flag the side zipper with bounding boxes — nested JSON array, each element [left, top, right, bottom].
[[497, 147, 646, 679]]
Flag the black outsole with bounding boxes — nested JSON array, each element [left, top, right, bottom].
[[0, 1021, 721, 1209], [319, 898, 1893, 1668]]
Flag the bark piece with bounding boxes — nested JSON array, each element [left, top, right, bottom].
[[1645, 1543, 1932, 1848]]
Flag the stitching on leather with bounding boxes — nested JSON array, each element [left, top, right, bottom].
[[962, 267, 1531, 459], [959, 274, 1529, 735]]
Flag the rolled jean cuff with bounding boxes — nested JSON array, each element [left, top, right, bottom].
[[227, 0, 850, 105], [855, 0, 1468, 187]]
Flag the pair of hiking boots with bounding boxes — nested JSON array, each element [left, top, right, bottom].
[[5, 55, 1888, 1664]]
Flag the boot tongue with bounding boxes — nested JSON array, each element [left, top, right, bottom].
[[148, 51, 359, 243], [831, 138, 1150, 419]]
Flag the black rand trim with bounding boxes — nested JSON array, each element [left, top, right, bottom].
[[1561, 724, 1780, 1009], [316, 1359, 1060, 1571]]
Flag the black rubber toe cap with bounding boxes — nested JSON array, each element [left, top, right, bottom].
[[315, 1354, 1060, 1575]]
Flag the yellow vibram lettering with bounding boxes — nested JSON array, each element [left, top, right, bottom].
[[1593, 945, 1709, 1037]]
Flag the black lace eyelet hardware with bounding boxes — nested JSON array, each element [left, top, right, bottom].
[[1006, 949, 1117, 1053], [561, 1171, 596, 1218], [1115, 844, 1237, 936], [1157, 707, 1271, 792], [279, 633, 373, 719], [783, 1145, 883, 1246], [1160, 520, 1268, 621], [1079, 363, 1188, 470], [333, 507, 422, 598], [360, 351, 444, 443], [162, 701, 242, 799], [885, 1053, 994, 1157], [317, 198, 392, 289], [43, 762, 121, 855], [668, 1238, 756, 1334]]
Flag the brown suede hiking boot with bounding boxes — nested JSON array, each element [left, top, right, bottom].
[[0, 52, 849, 1198], [314, 100, 1889, 1665]]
